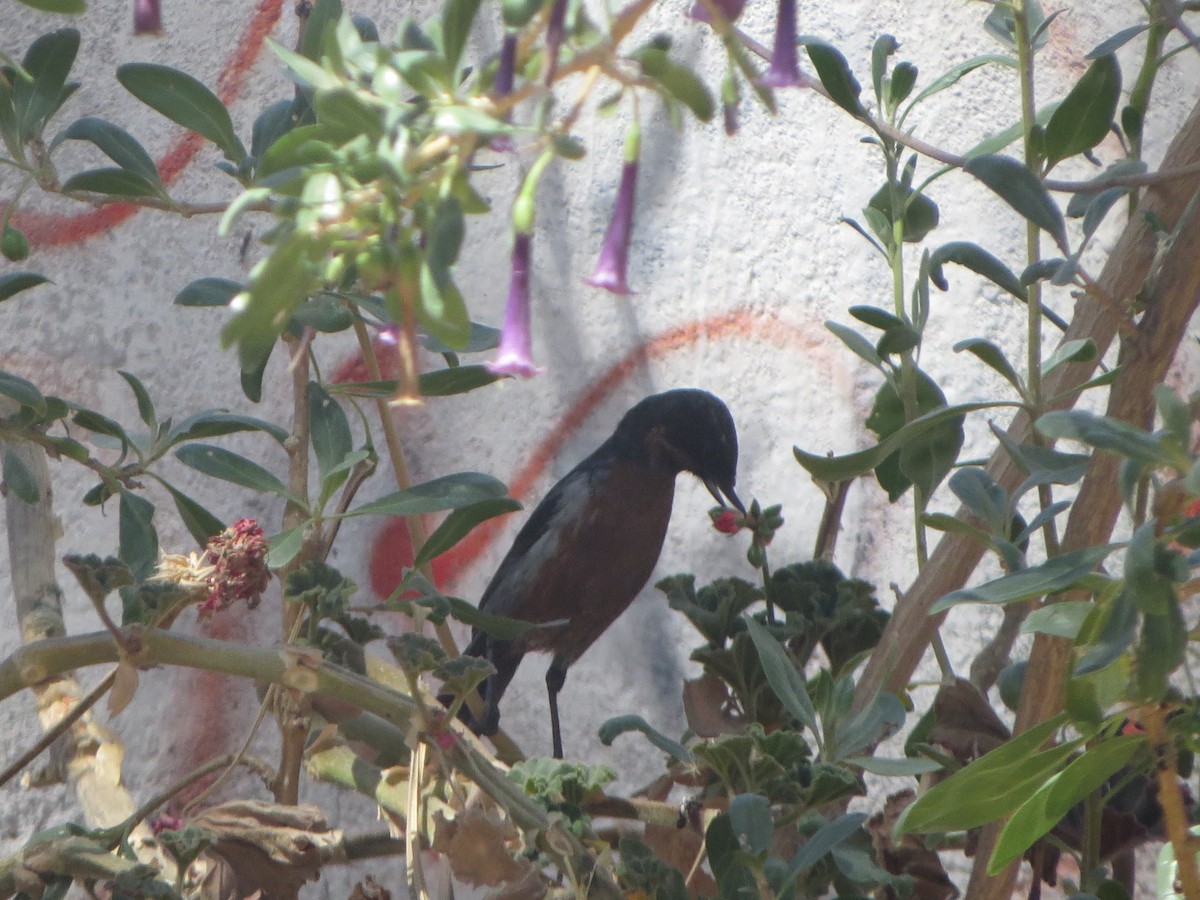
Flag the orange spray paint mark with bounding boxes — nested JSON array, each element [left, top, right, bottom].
[[14, 0, 283, 247]]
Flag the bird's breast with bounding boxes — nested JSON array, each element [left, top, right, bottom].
[[499, 459, 676, 662]]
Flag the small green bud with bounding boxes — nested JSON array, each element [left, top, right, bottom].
[[502, 0, 544, 29], [2, 225, 29, 262]]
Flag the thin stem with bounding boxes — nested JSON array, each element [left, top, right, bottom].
[[1143, 703, 1200, 897], [276, 331, 317, 807]]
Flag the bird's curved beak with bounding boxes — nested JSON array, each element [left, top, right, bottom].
[[705, 478, 746, 514]]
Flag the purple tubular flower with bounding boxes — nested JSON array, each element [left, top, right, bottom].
[[134, 0, 162, 34], [585, 159, 638, 295], [687, 0, 745, 24], [487, 233, 543, 378], [544, 0, 568, 82], [490, 33, 518, 152], [494, 32, 517, 100], [760, 0, 803, 88]]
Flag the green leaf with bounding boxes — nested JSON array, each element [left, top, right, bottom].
[[989, 735, 1143, 872], [825, 321, 883, 369], [119, 490, 158, 580], [1036, 410, 1171, 468], [931, 241, 1026, 301], [3, 449, 39, 503], [300, 0, 343, 59], [729, 794, 774, 856], [175, 277, 242, 307], [954, 338, 1025, 394], [888, 61, 917, 109], [933, 544, 1118, 611], [870, 34, 898, 105], [866, 371, 964, 501], [307, 381, 352, 482], [876, 324, 921, 357], [906, 54, 1015, 111], [965, 154, 1067, 249], [413, 497, 521, 568], [868, 183, 939, 244], [420, 365, 500, 396], [442, 0, 482, 71], [221, 235, 317, 371], [1138, 608, 1186, 700], [13, 0, 85, 12], [896, 713, 1073, 835], [800, 38, 863, 116], [418, 263, 471, 350], [845, 755, 942, 776], [833, 691, 906, 759], [1075, 589, 1136, 676], [921, 511, 992, 545], [161, 482, 225, 546], [425, 197, 465, 278], [117, 63, 247, 163], [14, 29, 79, 141], [62, 167, 164, 199], [58, 117, 162, 184], [169, 411, 287, 445], [72, 408, 130, 448], [848, 306, 904, 332], [744, 616, 820, 739], [948, 467, 1007, 532], [437, 593, 550, 640], [1040, 338, 1098, 377], [1043, 55, 1120, 168], [268, 524, 308, 568], [175, 443, 297, 502], [250, 99, 295, 162], [597, 714, 693, 762], [1087, 24, 1148, 59], [339, 472, 508, 519], [0, 272, 51, 302], [786, 813, 867, 878], [118, 371, 156, 430], [0, 371, 47, 413], [1021, 600, 1094, 638], [634, 48, 714, 122], [795, 401, 1010, 483]]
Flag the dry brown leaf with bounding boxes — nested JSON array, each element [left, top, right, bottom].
[[107, 661, 140, 718], [432, 807, 530, 887], [867, 791, 958, 900], [484, 869, 547, 899], [642, 822, 716, 897], [682, 673, 744, 737], [190, 800, 340, 898], [348, 874, 392, 900], [929, 678, 1010, 763]]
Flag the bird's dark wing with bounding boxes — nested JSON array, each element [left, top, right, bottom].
[[476, 445, 612, 617]]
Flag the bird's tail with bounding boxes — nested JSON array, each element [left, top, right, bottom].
[[439, 632, 523, 737]]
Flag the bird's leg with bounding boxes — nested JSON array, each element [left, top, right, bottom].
[[546, 655, 568, 759]]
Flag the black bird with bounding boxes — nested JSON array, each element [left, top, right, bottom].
[[457, 388, 744, 758]]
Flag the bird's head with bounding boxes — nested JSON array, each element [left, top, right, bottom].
[[612, 389, 745, 513]]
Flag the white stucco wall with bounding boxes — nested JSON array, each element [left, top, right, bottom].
[[3, 0, 1199, 895]]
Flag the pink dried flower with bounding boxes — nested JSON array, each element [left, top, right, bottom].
[[196, 518, 271, 618]]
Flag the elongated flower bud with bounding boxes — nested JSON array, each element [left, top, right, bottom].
[[545, 0, 568, 82], [490, 33, 518, 152], [760, 0, 803, 89], [585, 127, 640, 295], [134, 0, 162, 33], [687, 0, 745, 25]]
